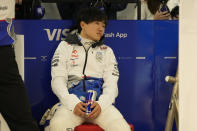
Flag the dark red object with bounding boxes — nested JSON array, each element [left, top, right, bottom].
[[75, 123, 134, 131]]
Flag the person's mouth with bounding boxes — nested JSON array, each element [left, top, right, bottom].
[[97, 33, 102, 36]]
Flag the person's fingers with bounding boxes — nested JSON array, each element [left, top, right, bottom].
[[73, 108, 79, 116], [88, 107, 100, 119], [79, 111, 86, 117], [80, 105, 87, 112], [73, 104, 80, 115], [161, 11, 169, 15], [74, 102, 87, 117], [75, 107, 86, 117], [78, 102, 87, 112], [158, 13, 170, 20], [80, 102, 88, 107], [163, 13, 170, 17], [88, 102, 101, 119], [90, 101, 97, 108]]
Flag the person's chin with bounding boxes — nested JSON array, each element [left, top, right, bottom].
[[93, 37, 101, 41]]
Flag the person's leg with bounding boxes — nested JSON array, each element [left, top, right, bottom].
[[49, 105, 84, 131], [0, 45, 40, 131], [92, 105, 130, 131]]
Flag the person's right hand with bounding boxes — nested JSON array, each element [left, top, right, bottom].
[[87, 101, 101, 120], [73, 102, 88, 118], [154, 11, 170, 20]]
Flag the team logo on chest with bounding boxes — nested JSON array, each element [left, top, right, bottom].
[[71, 49, 79, 67], [72, 49, 78, 58], [96, 52, 103, 62]]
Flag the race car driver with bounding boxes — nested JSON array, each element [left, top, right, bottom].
[[49, 7, 130, 131]]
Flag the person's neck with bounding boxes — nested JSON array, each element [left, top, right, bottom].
[[78, 34, 95, 50], [79, 33, 94, 43], [80, 31, 95, 42]]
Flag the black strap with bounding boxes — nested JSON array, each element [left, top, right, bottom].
[[82, 75, 87, 91]]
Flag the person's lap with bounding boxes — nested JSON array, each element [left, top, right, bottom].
[[49, 104, 130, 131]]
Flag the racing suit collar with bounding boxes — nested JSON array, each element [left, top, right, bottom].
[[78, 35, 95, 45], [65, 33, 104, 48], [78, 35, 95, 50]]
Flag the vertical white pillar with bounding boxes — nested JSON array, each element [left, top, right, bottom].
[[180, 1, 197, 130], [14, 35, 24, 80]]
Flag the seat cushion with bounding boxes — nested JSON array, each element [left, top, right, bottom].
[[74, 123, 134, 131]]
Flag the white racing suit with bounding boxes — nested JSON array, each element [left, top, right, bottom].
[[167, 0, 179, 11], [47, 33, 130, 131]]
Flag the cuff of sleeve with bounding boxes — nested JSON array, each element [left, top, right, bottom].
[[60, 94, 81, 111]]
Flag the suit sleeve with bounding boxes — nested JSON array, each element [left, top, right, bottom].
[[97, 47, 119, 111], [51, 41, 80, 111]]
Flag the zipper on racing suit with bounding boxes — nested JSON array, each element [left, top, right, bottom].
[[82, 45, 91, 92]]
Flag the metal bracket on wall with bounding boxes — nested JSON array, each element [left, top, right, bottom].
[[165, 67, 179, 131]]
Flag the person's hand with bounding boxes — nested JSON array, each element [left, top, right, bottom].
[[154, 11, 170, 20], [73, 102, 88, 118], [87, 101, 101, 119], [16, 0, 22, 5]]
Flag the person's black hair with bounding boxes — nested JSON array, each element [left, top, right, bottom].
[[147, 0, 161, 14], [170, 6, 179, 19], [69, 7, 108, 33]]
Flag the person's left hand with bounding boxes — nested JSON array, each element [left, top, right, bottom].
[[154, 11, 170, 20], [87, 101, 101, 119]]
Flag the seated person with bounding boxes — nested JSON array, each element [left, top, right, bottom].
[[49, 7, 130, 131], [139, 0, 179, 20]]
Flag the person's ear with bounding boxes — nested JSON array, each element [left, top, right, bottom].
[[80, 21, 86, 30]]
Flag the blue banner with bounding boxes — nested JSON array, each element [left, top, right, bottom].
[[15, 20, 178, 131]]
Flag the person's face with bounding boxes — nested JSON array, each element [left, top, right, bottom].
[[80, 21, 106, 41]]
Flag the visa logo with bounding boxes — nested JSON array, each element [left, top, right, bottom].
[[44, 28, 70, 41]]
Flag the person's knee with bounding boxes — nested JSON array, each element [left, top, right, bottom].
[[106, 118, 130, 131], [49, 117, 74, 131], [49, 118, 63, 131], [95, 105, 130, 131]]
